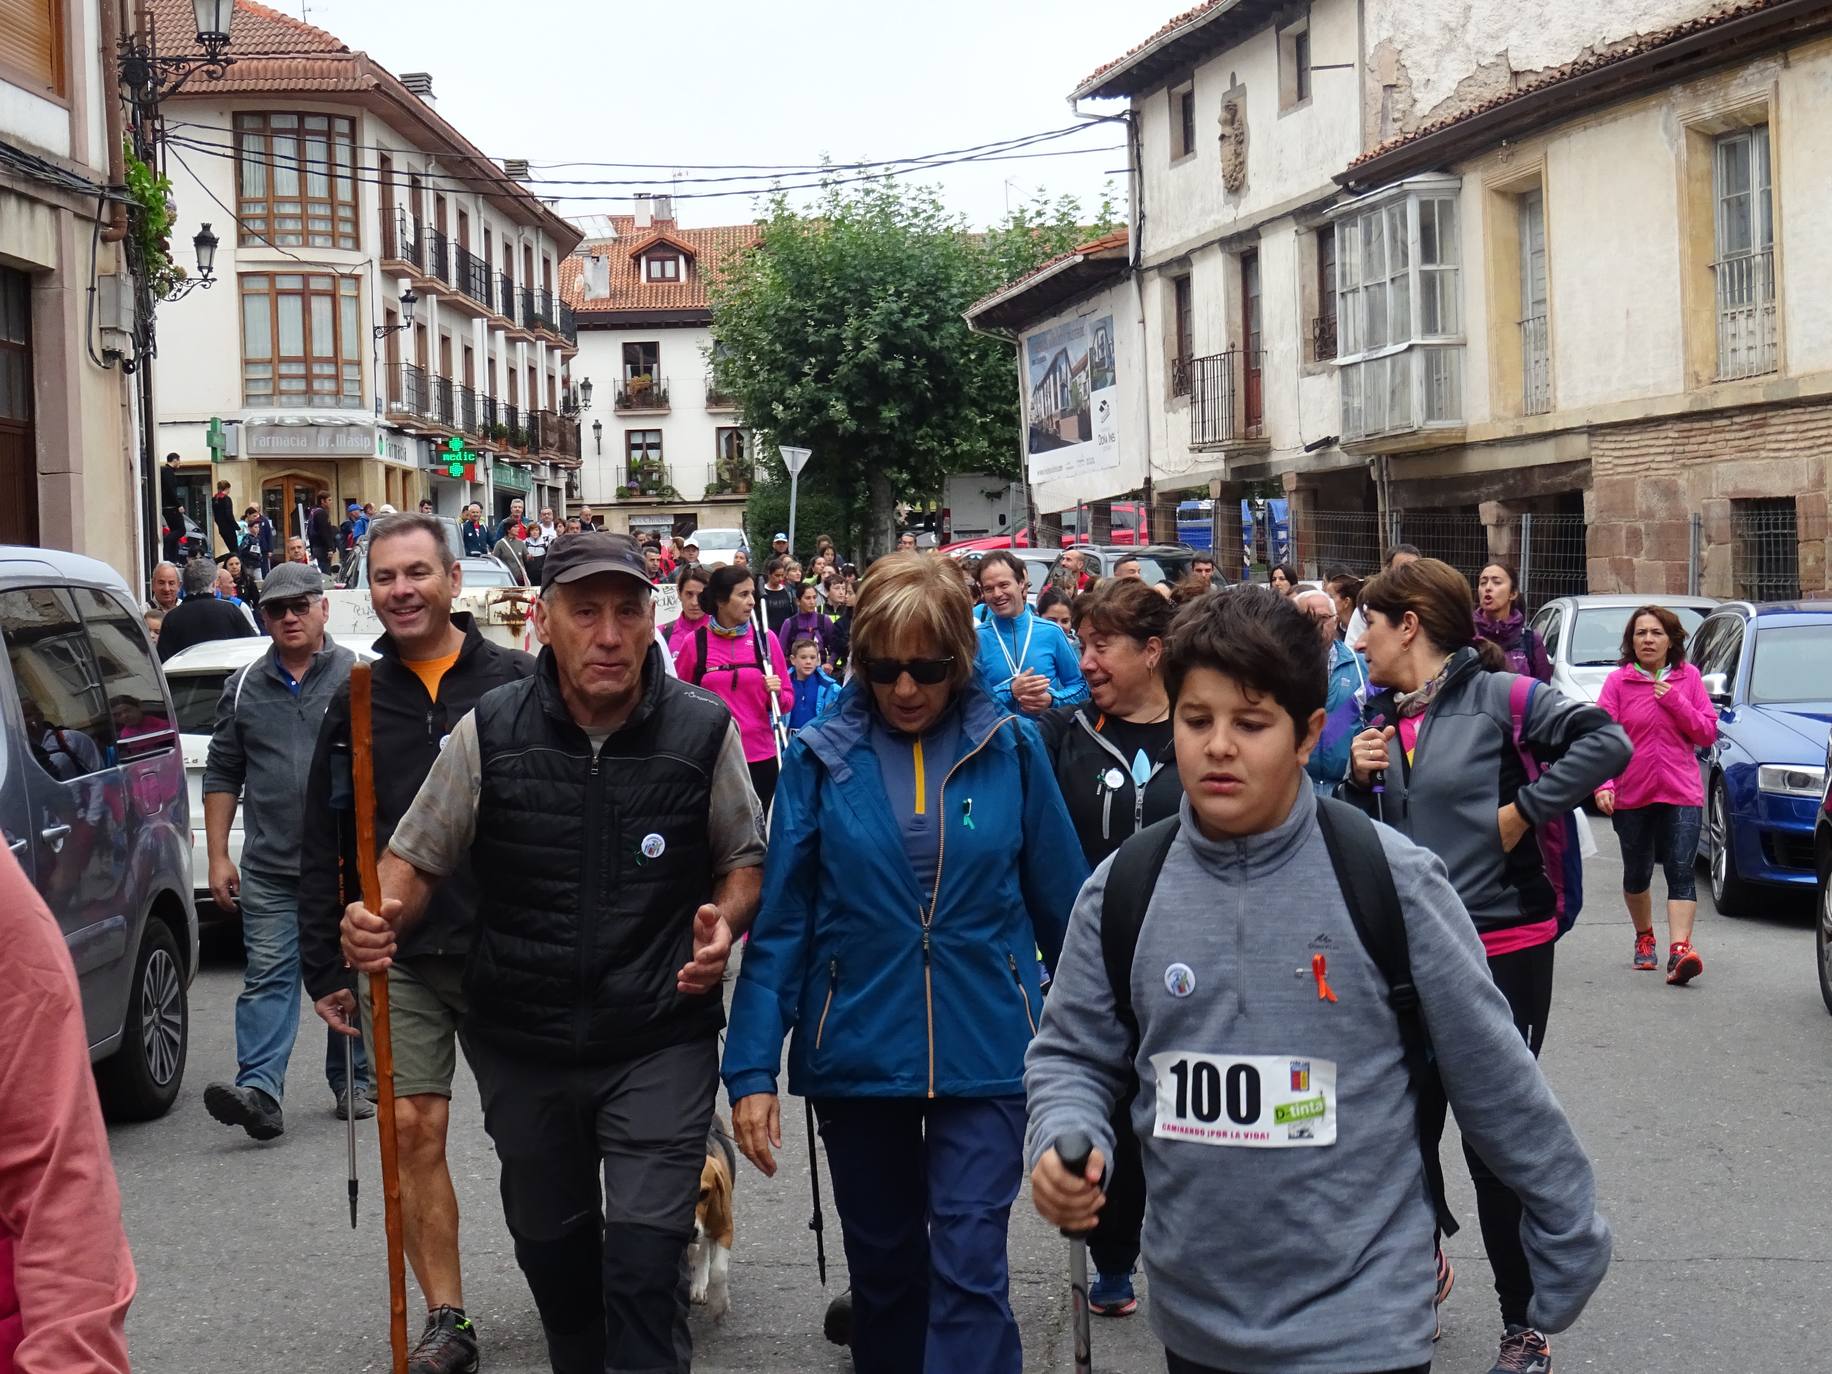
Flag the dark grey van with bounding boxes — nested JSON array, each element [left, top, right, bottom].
[[0, 547, 196, 1119]]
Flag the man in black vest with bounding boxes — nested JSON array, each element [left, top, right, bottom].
[[342, 530, 766, 1374]]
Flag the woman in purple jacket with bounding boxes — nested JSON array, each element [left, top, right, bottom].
[[1593, 605, 1718, 984], [1474, 562, 1552, 682]]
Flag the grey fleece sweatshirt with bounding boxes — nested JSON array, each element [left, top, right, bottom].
[[1024, 785, 1610, 1373]]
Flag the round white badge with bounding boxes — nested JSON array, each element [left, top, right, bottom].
[[641, 833, 666, 860], [1164, 963, 1196, 998], [1102, 766, 1126, 791]]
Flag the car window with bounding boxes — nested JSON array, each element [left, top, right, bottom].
[[1133, 555, 1188, 586], [1532, 606, 1564, 660], [1568, 606, 1706, 668], [1749, 625, 1832, 705], [459, 561, 517, 589], [1696, 618, 1744, 690], [75, 587, 175, 761], [167, 670, 229, 736], [693, 528, 744, 546], [0, 587, 117, 780]]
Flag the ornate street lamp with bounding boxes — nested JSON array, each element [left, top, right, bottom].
[[592, 419, 603, 454], [373, 288, 417, 339], [160, 222, 220, 300]]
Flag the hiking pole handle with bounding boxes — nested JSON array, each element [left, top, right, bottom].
[[1055, 1131, 1094, 1240], [352, 664, 410, 1374], [1056, 1129, 1095, 1374]]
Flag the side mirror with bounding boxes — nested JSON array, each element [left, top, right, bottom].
[[1701, 671, 1730, 705]]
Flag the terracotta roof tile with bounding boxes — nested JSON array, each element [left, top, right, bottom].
[[1076, 0, 1232, 94], [965, 228, 1130, 318], [147, 0, 347, 54], [561, 219, 761, 317], [1347, 0, 1778, 170]]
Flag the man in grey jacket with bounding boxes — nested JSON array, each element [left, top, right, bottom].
[[201, 561, 366, 1140], [1026, 588, 1609, 1374]]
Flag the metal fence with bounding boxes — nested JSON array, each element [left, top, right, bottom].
[[1396, 509, 1490, 584], [1295, 507, 1593, 602], [1302, 510, 1385, 576], [1516, 512, 1589, 604], [1731, 497, 1799, 600]]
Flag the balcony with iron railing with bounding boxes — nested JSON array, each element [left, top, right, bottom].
[[616, 375, 670, 412], [1187, 349, 1266, 449], [1520, 314, 1551, 416], [558, 302, 577, 346], [422, 226, 450, 286], [479, 393, 499, 441], [385, 362, 430, 420], [534, 409, 580, 462], [1715, 248, 1778, 381], [1171, 355, 1192, 398], [453, 245, 492, 312], [617, 461, 676, 499], [453, 382, 480, 436], [1311, 313, 1338, 362], [705, 374, 737, 410], [382, 208, 420, 271], [430, 374, 455, 429], [521, 286, 557, 335], [496, 272, 519, 326]]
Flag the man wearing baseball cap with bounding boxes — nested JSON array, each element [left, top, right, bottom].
[[771, 531, 789, 556], [342, 531, 766, 1372]]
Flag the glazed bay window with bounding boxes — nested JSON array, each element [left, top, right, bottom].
[[235, 113, 358, 249], [240, 273, 362, 408], [1333, 180, 1465, 441]]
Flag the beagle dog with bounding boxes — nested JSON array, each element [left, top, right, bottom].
[[689, 1113, 736, 1320]]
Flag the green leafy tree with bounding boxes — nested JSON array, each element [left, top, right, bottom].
[[710, 179, 1115, 558]]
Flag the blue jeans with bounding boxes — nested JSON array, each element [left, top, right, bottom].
[[234, 867, 368, 1103], [814, 1095, 1026, 1374]]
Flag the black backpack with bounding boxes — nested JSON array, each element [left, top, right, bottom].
[[1100, 796, 1457, 1236], [691, 623, 767, 688]]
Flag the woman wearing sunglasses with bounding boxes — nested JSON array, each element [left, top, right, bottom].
[[723, 552, 1087, 1374]]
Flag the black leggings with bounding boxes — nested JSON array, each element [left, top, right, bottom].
[[747, 756, 780, 812], [1088, 1099, 1145, 1277], [1463, 939, 1555, 1329]]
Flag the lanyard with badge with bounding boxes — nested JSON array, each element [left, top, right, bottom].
[[992, 611, 1034, 687]]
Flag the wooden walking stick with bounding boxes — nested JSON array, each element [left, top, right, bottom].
[[351, 662, 410, 1374]]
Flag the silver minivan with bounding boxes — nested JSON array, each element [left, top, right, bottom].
[[0, 546, 196, 1119]]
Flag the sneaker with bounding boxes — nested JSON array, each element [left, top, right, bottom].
[[1087, 1269, 1138, 1317], [408, 1306, 478, 1374], [1633, 930, 1658, 970], [1667, 941, 1704, 986], [204, 1083, 284, 1141], [1432, 1245, 1454, 1339], [335, 1087, 376, 1121], [1490, 1324, 1552, 1373]]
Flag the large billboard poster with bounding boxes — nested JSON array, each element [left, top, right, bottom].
[[1025, 311, 1119, 485]]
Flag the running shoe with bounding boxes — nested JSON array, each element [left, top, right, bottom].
[[1667, 941, 1704, 986], [1432, 1245, 1454, 1339], [408, 1307, 478, 1374], [1489, 1324, 1552, 1373], [1088, 1269, 1139, 1317], [203, 1083, 283, 1141], [1633, 930, 1658, 970], [334, 1087, 375, 1121]]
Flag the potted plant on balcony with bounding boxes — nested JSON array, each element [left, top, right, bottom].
[[490, 423, 508, 443]]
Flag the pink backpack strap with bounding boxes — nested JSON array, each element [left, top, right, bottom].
[[1507, 674, 1542, 781]]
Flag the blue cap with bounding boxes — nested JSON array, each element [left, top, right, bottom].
[[773, 531, 789, 542]]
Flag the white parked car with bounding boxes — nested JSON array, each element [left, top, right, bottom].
[[1528, 594, 1719, 703], [163, 637, 379, 918], [688, 526, 748, 568]]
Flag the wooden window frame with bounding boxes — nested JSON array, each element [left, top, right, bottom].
[[1170, 83, 1197, 163], [234, 112, 359, 249], [643, 254, 682, 282], [239, 272, 364, 409], [0, 0, 68, 103], [626, 428, 664, 463]]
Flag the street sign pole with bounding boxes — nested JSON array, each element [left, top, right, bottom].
[[780, 446, 812, 558]]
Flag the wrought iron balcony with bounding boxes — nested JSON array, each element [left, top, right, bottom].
[[431, 374, 455, 429], [618, 461, 674, 498], [422, 226, 450, 285], [558, 302, 577, 345], [1520, 314, 1551, 415], [497, 272, 518, 324], [535, 409, 580, 461], [386, 362, 430, 418], [454, 245, 492, 310], [383, 208, 420, 270], [521, 286, 557, 334], [705, 374, 737, 409], [453, 382, 480, 436], [1187, 349, 1265, 448], [615, 375, 670, 411]]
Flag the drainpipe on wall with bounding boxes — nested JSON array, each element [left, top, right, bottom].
[[100, 0, 129, 243]]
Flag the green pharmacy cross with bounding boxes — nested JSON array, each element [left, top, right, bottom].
[[444, 436, 472, 478]]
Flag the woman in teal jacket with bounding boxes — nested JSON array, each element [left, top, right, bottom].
[[724, 552, 1087, 1374]]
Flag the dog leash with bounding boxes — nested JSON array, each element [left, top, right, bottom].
[[805, 1099, 828, 1286]]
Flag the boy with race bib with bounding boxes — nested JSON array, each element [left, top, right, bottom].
[[1024, 588, 1610, 1374]]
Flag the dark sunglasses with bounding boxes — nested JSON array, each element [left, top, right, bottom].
[[265, 596, 317, 622], [863, 656, 955, 686]]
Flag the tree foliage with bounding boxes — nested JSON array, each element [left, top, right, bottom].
[[709, 178, 1116, 558]]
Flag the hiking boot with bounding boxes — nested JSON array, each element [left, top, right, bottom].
[[408, 1306, 478, 1374], [1489, 1324, 1551, 1373], [204, 1083, 283, 1141], [1432, 1246, 1454, 1339], [335, 1087, 376, 1121], [1667, 941, 1704, 986], [1633, 929, 1658, 970], [1088, 1268, 1138, 1317]]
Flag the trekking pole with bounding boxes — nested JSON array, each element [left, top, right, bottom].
[[751, 606, 788, 760], [1055, 1130, 1095, 1374], [343, 1009, 358, 1229], [351, 663, 410, 1374], [805, 1099, 828, 1285]]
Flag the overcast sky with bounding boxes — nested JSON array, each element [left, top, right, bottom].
[[289, 0, 1149, 230]]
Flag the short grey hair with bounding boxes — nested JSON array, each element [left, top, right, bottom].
[[367, 512, 457, 571], [183, 558, 219, 596]]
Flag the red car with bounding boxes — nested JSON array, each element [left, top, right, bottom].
[[936, 503, 1150, 556]]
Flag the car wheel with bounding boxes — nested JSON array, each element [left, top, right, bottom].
[[94, 919, 187, 1121], [1708, 778, 1755, 918], [1818, 873, 1832, 1017]]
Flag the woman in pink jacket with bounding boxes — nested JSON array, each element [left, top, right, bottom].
[[673, 562, 794, 807], [1594, 605, 1719, 985]]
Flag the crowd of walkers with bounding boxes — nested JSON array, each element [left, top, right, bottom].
[[12, 511, 1731, 1374]]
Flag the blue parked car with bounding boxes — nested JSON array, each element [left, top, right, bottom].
[[1689, 602, 1832, 914]]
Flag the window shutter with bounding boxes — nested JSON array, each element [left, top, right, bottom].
[[0, 0, 64, 97]]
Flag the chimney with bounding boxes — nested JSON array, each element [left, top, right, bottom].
[[502, 157, 531, 182], [632, 193, 652, 231], [399, 71, 436, 106], [652, 193, 673, 226], [583, 253, 610, 300]]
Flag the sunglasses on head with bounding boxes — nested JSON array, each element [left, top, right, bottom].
[[862, 656, 955, 686]]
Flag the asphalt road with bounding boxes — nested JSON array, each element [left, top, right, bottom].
[[109, 840, 1832, 1373]]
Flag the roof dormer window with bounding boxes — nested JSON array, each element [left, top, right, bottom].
[[643, 254, 682, 282]]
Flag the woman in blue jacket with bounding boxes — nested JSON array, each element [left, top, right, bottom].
[[1296, 587, 1369, 793], [724, 551, 1087, 1374]]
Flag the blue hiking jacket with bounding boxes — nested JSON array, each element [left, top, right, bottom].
[[973, 607, 1088, 715], [722, 677, 1089, 1102], [1308, 640, 1369, 795], [788, 668, 842, 731]]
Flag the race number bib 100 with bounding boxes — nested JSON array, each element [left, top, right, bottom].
[[1148, 1052, 1337, 1148]]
